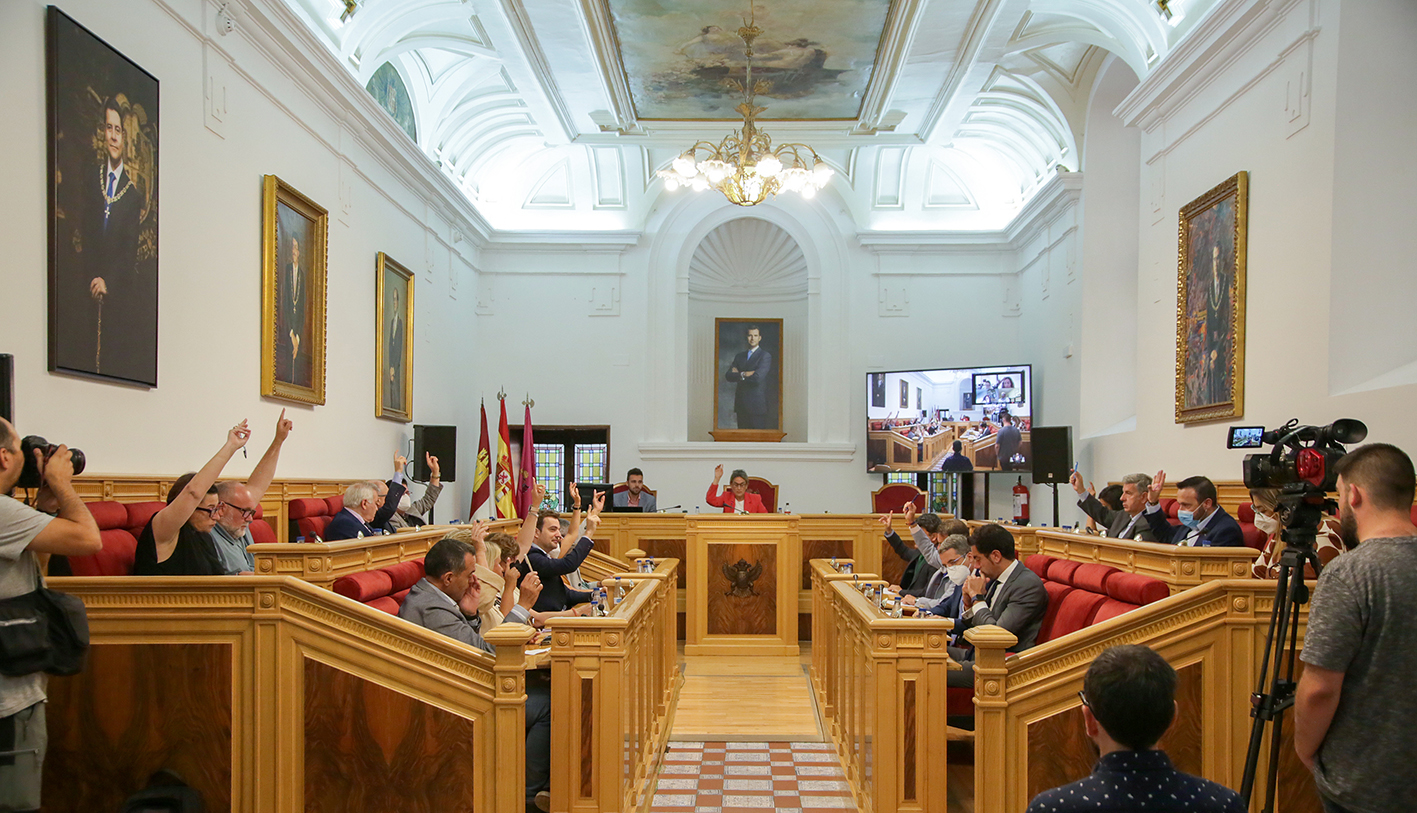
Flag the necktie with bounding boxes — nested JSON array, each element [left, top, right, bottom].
[[983, 578, 1001, 606], [105, 171, 116, 230]]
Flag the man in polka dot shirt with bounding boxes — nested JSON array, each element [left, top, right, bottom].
[[1026, 645, 1245, 813]]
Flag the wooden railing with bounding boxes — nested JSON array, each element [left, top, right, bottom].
[[42, 576, 530, 811], [809, 560, 955, 813], [548, 558, 682, 813], [1033, 528, 1260, 593], [965, 520, 1039, 558]]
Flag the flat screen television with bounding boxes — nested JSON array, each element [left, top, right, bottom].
[[866, 365, 1034, 473]]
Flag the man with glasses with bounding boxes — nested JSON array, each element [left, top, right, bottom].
[[210, 411, 292, 572]]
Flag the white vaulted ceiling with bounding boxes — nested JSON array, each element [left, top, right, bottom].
[[281, 0, 1219, 233]]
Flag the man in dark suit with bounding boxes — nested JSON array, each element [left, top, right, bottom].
[[520, 492, 603, 613], [947, 523, 1049, 687], [881, 509, 943, 597], [385, 284, 405, 410], [1141, 472, 1245, 547], [997, 412, 1022, 470], [276, 234, 311, 388], [325, 479, 405, 540], [1069, 470, 1158, 542], [939, 440, 974, 472], [725, 324, 774, 429]]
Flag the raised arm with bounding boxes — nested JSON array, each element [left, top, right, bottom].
[[536, 492, 602, 576], [152, 421, 249, 544], [565, 483, 584, 543], [246, 409, 293, 502], [515, 482, 547, 560], [408, 453, 443, 516]]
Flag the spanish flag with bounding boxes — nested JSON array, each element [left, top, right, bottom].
[[469, 400, 492, 520], [495, 396, 517, 519]]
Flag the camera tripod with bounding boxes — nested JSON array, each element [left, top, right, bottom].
[[1239, 511, 1325, 812]]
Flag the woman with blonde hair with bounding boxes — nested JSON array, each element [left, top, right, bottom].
[[1248, 488, 1346, 579]]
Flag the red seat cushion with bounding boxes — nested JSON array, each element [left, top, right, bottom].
[[1241, 524, 1267, 550], [124, 502, 164, 537], [1238, 503, 1256, 523], [296, 516, 332, 542], [333, 570, 395, 602], [1045, 558, 1082, 585], [1024, 554, 1054, 580], [1043, 590, 1109, 642], [324, 495, 345, 515], [249, 519, 277, 546], [1092, 599, 1142, 624], [1161, 498, 1179, 520], [383, 559, 426, 593], [1071, 563, 1116, 594], [947, 686, 973, 716], [1036, 581, 1074, 643], [68, 529, 139, 576], [87, 501, 129, 530], [391, 588, 412, 606], [289, 498, 329, 520], [1106, 572, 1168, 606], [367, 596, 400, 615]]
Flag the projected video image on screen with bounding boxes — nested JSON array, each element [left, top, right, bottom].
[[866, 365, 1033, 473]]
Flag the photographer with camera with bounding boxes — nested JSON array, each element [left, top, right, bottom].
[[0, 417, 101, 810], [133, 421, 250, 575], [1295, 443, 1417, 813]]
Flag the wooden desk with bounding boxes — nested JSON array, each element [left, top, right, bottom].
[[685, 514, 801, 656], [1033, 528, 1259, 594]]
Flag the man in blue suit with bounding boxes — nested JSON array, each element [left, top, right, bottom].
[[725, 324, 774, 430], [1141, 471, 1245, 547], [325, 479, 405, 540], [519, 490, 604, 613]]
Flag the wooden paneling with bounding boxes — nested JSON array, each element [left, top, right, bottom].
[[1026, 707, 1094, 798], [44, 643, 233, 812], [802, 539, 853, 589], [303, 660, 478, 812], [880, 538, 909, 588], [1162, 663, 1203, 775], [639, 539, 687, 588], [707, 543, 778, 636]]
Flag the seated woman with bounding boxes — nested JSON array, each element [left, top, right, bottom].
[[1249, 488, 1346, 579], [706, 465, 769, 513], [133, 421, 250, 576]]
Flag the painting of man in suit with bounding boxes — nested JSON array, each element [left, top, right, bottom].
[[274, 213, 314, 390], [715, 319, 781, 432], [1177, 171, 1246, 423], [376, 252, 414, 420], [385, 282, 406, 412], [47, 8, 159, 386]]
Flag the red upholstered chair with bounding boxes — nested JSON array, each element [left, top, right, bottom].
[[1160, 498, 1179, 519], [746, 477, 779, 513], [871, 483, 927, 514], [1043, 590, 1110, 643], [1024, 554, 1055, 580], [332, 558, 428, 616], [289, 498, 333, 542], [65, 501, 142, 576], [1236, 503, 1267, 550], [1044, 558, 1082, 585]]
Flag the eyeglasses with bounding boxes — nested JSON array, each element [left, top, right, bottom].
[[1077, 690, 1091, 710], [219, 502, 257, 520], [193, 506, 217, 517]]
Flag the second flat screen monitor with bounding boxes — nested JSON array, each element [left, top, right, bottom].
[[865, 365, 1033, 473]]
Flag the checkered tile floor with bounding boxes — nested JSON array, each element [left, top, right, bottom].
[[648, 741, 857, 812]]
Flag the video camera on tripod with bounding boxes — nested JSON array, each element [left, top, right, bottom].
[[1227, 418, 1366, 812]]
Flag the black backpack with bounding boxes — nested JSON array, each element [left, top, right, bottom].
[[0, 570, 90, 677]]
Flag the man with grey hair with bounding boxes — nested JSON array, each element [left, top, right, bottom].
[[326, 477, 405, 541], [1069, 469, 1157, 541], [210, 410, 293, 572], [906, 533, 972, 618]]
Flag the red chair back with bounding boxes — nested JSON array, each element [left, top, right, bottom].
[[746, 477, 778, 512], [871, 483, 927, 514]]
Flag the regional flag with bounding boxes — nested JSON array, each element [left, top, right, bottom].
[[494, 396, 517, 519], [516, 402, 536, 517], [469, 400, 492, 520]]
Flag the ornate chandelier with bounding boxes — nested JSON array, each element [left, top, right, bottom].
[[656, 8, 832, 207]]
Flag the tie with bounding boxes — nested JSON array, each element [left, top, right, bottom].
[[105, 171, 116, 230], [983, 578, 1001, 606], [107, 171, 116, 198], [923, 567, 947, 599]]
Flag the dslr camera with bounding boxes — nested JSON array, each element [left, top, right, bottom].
[[16, 435, 86, 490]]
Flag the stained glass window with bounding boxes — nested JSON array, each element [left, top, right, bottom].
[[575, 443, 608, 484], [533, 444, 564, 510]]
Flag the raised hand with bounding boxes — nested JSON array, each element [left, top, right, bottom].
[[394, 452, 408, 473], [518, 571, 543, 608], [903, 501, 917, 526], [469, 519, 488, 544], [713, 464, 724, 483], [227, 420, 251, 451], [1087, 481, 1096, 497], [275, 408, 293, 442], [533, 481, 547, 507], [1069, 468, 1085, 495], [590, 489, 606, 516], [568, 482, 581, 510], [1148, 470, 1166, 504], [426, 452, 440, 477], [877, 511, 893, 530]]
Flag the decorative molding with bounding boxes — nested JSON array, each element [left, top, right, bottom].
[[687, 219, 809, 301], [637, 443, 856, 462], [496, 0, 578, 143], [853, 0, 930, 134]]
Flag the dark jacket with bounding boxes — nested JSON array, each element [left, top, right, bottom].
[[1144, 503, 1245, 547], [325, 481, 406, 541], [522, 535, 596, 612], [1078, 493, 1157, 542], [884, 530, 936, 596]]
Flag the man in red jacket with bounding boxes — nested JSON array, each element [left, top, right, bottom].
[[706, 465, 769, 513]]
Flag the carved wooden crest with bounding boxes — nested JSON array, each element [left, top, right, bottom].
[[722, 558, 763, 598]]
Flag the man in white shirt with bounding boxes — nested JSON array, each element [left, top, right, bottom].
[[946, 523, 1048, 687]]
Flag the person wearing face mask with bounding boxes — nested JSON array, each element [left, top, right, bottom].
[[906, 534, 972, 618], [133, 421, 251, 575], [385, 452, 444, 531], [1141, 471, 1245, 547], [1248, 488, 1346, 579]]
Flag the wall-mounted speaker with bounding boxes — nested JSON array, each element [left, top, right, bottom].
[[1030, 426, 1073, 484], [413, 425, 456, 482]]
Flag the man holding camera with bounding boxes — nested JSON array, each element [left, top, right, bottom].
[[0, 417, 101, 811], [1296, 443, 1417, 813]]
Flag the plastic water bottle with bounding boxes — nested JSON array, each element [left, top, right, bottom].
[[591, 589, 604, 617], [831, 556, 838, 571], [842, 561, 853, 574], [614, 578, 627, 603]]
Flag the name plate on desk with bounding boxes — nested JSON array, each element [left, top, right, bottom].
[[685, 515, 801, 657]]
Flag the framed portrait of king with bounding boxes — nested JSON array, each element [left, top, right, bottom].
[[375, 253, 414, 421], [261, 175, 327, 405], [1175, 171, 1247, 423], [46, 7, 160, 387], [710, 318, 784, 442]]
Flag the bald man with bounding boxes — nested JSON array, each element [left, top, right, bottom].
[[209, 411, 292, 573]]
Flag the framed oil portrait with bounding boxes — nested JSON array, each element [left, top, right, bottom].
[[869, 373, 885, 408], [1175, 171, 1248, 423], [375, 252, 414, 421], [899, 380, 909, 408], [46, 7, 160, 387], [710, 318, 784, 442], [261, 175, 327, 405]]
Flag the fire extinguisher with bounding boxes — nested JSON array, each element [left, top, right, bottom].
[[1013, 477, 1030, 526]]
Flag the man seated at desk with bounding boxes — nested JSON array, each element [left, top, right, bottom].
[[939, 440, 974, 472], [611, 467, 657, 512], [1142, 471, 1245, 547], [706, 465, 769, 513], [1068, 469, 1157, 542]]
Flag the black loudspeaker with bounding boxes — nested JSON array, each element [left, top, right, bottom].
[[1030, 426, 1073, 484], [413, 425, 457, 482], [0, 354, 12, 424]]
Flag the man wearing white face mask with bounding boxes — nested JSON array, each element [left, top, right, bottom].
[[908, 534, 972, 617], [383, 451, 443, 531], [1141, 471, 1245, 547], [1249, 488, 1346, 579]]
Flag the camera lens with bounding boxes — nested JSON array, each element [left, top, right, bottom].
[[69, 448, 86, 477]]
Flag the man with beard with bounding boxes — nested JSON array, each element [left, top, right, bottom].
[[1296, 443, 1417, 813]]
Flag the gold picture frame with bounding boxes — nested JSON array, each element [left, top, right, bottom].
[[709, 317, 785, 442], [1175, 171, 1247, 423], [375, 252, 414, 421], [261, 175, 327, 405]]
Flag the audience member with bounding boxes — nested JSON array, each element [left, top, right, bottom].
[[1070, 470, 1157, 542], [326, 477, 406, 541], [134, 421, 251, 575], [554, 486, 596, 594], [520, 486, 601, 613], [396, 536, 551, 812], [479, 530, 542, 629], [1025, 645, 1245, 812], [0, 417, 101, 812], [947, 523, 1048, 687], [612, 468, 657, 512], [211, 410, 293, 574], [706, 465, 768, 513], [1142, 472, 1244, 547], [387, 452, 444, 530], [906, 533, 971, 618], [881, 505, 941, 597], [1296, 443, 1417, 813], [939, 440, 973, 472], [997, 411, 1022, 470], [1248, 488, 1345, 579]]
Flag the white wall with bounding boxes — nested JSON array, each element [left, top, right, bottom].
[[1, 0, 481, 510]]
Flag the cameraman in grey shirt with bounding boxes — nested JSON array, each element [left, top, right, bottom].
[[1297, 443, 1417, 813], [0, 418, 101, 811]]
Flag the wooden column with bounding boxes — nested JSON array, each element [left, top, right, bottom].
[[966, 625, 1018, 813], [486, 624, 533, 813]]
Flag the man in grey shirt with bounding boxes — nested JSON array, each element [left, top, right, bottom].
[[0, 418, 102, 811], [1297, 443, 1417, 813], [210, 410, 292, 573]]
